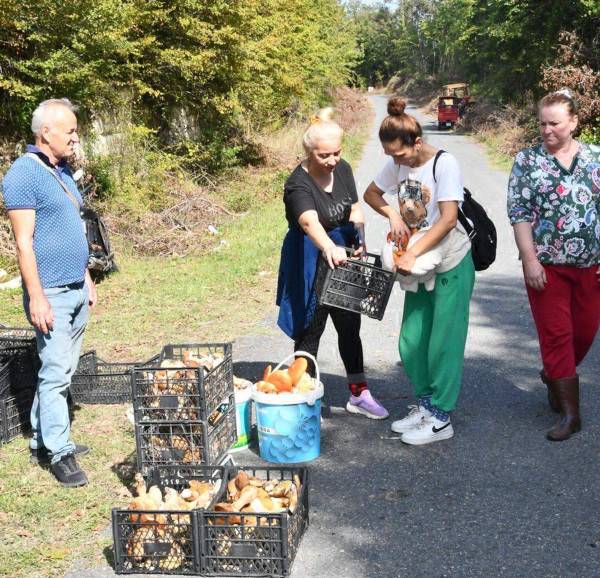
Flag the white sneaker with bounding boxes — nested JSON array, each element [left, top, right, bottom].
[[390, 405, 432, 433], [401, 416, 454, 445]]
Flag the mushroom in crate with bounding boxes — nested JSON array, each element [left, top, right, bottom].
[[213, 470, 301, 522], [115, 469, 222, 573], [134, 344, 233, 424], [202, 467, 309, 576]]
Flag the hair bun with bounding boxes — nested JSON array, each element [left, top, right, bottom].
[[315, 107, 335, 123], [387, 97, 406, 116]]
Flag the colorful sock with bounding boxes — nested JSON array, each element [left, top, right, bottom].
[[418, 395, 432, 411], [430, 405, 450, 422], [349, 381, 368, 397], [417, 396, 449, 421]]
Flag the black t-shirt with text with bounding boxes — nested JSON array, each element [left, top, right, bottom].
[[283, 159, 358, 231]]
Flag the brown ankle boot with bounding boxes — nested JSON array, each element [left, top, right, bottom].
[[546, 375, 581, 441], [540, 369, 560, 413]]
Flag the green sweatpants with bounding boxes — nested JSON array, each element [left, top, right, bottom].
[[399, 252, 475, 412]]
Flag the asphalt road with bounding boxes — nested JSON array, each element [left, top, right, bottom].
[[69, 95, 600, 578]]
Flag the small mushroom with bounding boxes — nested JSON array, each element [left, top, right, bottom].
[[180, 488, 199, 502], [240, 505, 258, 527], [262, 480, 278, 493], [269, 480, 292, 498], [288, 483, 298, 513], [214, 502, 241, 525], [293, 474, 302, 494], [250, 495, 286, 513], [234, 471, 250, 491], [147, 485, 163, 508], [227, 477, 239, 501], [232, 485, 258, 511]]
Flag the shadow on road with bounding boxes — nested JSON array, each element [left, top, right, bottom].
[[289, 271, 600, 577]]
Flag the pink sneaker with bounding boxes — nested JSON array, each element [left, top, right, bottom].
[[346, 390, 389, 420]]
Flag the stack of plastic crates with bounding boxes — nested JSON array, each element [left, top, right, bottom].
[[132, 343, 236, 475], [313, 252, 395, 320], [0, 327, 39, 443], [71, 351, 159, 404]]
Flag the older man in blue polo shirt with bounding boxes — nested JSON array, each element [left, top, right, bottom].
[[2, 98, 97, 488]]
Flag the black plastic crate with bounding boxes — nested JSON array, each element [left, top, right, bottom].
[[135, 404, 236, 475], [200, 466, 309, 577], [0, 326, 36, 350], [0, 389, 34, 443], [133, 343, 233, 423], [112, 465, 225, 575], [0, 346, 38, 400], [71, 351, 159, 404], [314, 252, 395, 320]]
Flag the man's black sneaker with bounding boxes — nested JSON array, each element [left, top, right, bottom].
[[30, 443, 90, 465], [50, 453, 88, 488]]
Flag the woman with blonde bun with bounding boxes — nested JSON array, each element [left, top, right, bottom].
[[276, 108, 389, 420], [364, 97, 475, 445]]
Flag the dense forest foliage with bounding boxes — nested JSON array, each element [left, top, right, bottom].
[[350, 0, 599, 137], [351, 0, 598, 97], [0, 0, 597, 196], [0, 0, 358, 170]]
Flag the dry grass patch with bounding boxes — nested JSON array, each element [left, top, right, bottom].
[[459, 98, 538, 169]]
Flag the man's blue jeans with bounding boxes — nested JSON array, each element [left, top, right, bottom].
[[24, 282, 88, 464]]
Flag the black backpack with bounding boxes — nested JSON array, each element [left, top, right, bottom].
[[433, 150, 497, 271]]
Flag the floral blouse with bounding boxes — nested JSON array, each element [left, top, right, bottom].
[[507, 142, 599, 266]]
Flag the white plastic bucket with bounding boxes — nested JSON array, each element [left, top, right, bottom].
[[251, 352, 324, 463]]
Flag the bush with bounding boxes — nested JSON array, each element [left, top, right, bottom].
[[0, 0, 358, 164], [81, 125, 181, 214], [540, 31, 600, 140]]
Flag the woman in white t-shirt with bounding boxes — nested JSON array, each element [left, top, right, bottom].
[[364, 97, 475, 445]]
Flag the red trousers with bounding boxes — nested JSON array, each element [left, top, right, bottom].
[[526, 265, 600, 380]]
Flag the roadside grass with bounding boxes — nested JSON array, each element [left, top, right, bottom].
[[475, 131, 517, 172], [0, 404, 136, 578], [0, 104, 372, 578]]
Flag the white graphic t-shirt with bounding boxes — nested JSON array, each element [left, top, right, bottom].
[[374, 151, 471, 273], [374, 152, 464, 226]]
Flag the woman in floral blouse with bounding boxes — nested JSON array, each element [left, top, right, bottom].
[[507, 89, 599, 442]]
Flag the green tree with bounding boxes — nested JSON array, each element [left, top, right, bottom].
[[350, 0, 599, 106], [0, 0, 359, 168]]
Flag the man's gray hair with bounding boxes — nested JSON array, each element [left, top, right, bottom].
[[31, 98, 79, 136]]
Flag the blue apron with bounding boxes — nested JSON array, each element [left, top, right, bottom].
[[276, 223, 358, 339]]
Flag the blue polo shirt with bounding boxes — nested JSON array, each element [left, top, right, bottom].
[[1, 146, 89, 288]]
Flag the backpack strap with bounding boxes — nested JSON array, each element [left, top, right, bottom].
[[432, 149, 445, 184], [25, 152, 82, 211], [431, 149, 474, 237]]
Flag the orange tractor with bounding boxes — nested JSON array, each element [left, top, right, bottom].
[[437, 83, 474, 130]]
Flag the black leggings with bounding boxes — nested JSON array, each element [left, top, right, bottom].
[[294, 305, 364, 381]]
